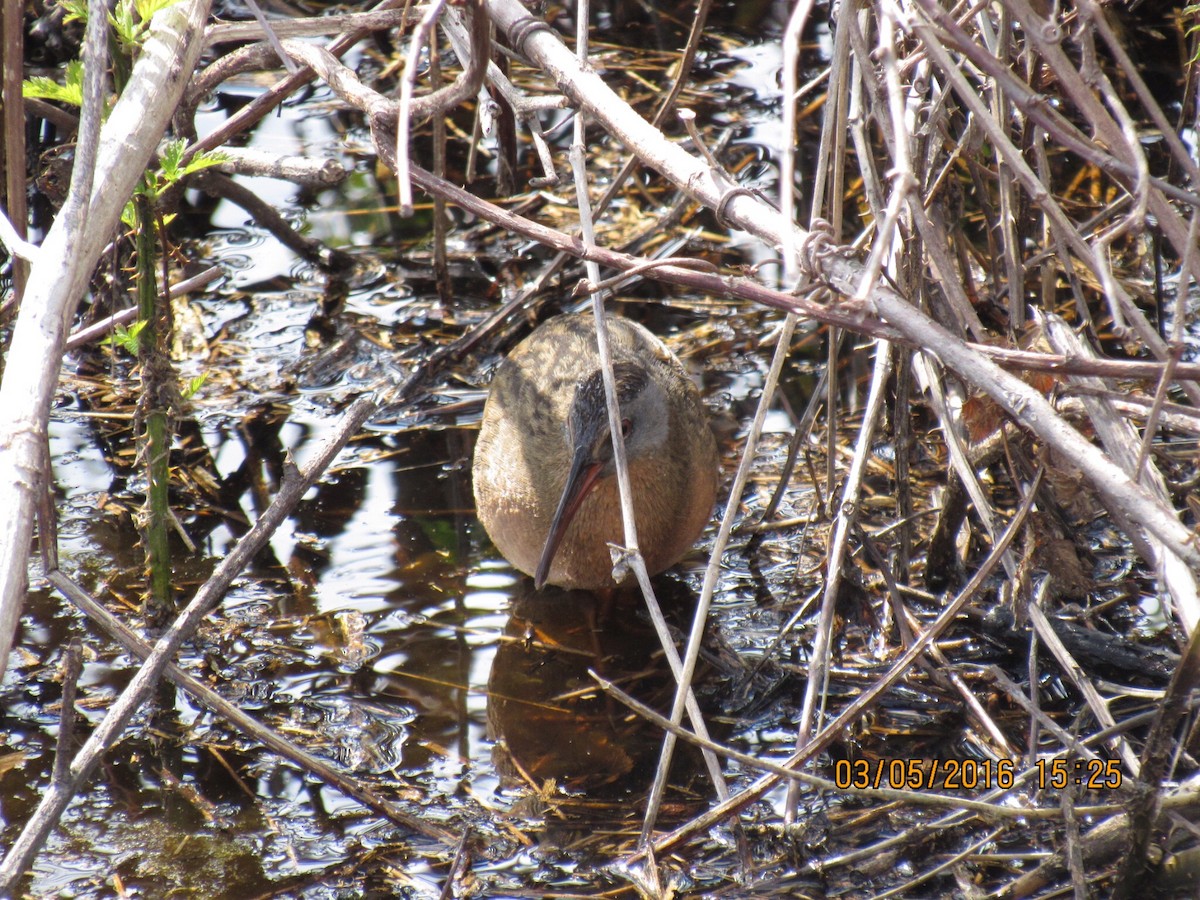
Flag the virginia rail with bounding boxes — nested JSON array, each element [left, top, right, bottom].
[[472, 313, 718, 591]]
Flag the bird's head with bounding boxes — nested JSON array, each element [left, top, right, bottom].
[[534, 360, 669, 588]]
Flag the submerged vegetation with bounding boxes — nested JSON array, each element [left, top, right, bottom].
[[2, 0, 1200, 896]]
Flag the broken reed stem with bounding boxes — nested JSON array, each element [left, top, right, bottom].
[[397, 0, 448, 216], [789, 339, 893, 820], [52, 640, 83, 786]]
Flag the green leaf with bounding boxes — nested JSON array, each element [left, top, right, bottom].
[[111, 0, 181, 47], [182, 372, 209, 400], [177, 148, 229, 178], [60, 0, 88, 24], [158, 139, 188, 182], [23, 60, 85, 106], [102, 319, 148, 354], [110, 2, 139, 46], [145, 141, 229, 200], [121, 200, 137, 229], [135, 0, 181, 24]]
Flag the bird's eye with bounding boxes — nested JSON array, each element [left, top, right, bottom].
[[620, 418, 633, 437]]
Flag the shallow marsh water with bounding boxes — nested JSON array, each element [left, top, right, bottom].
[[1, 8, 830, 897], [12, 289, 798, 897]]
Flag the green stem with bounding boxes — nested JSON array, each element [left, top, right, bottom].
[[135, 191, 172, 608]]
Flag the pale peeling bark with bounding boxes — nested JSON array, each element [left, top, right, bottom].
[[0, 0, 213, 683]]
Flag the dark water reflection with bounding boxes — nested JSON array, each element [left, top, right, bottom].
[[489, 582, 707, 795]]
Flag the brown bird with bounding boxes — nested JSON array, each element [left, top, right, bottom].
[[472, 313, 719, 591]]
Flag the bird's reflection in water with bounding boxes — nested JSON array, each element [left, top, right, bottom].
[[487, 578, 707, 797]]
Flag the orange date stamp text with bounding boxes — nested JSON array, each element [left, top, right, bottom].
[[833, 757, 1125, 791]]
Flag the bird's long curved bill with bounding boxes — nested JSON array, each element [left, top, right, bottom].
[[534, 448, 603, 589]]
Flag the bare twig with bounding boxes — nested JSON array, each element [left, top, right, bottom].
[[191, 170, 354, 271], [395, 0, 488, 215], [204, 8, 413, 47], [65, 266, 224, 351], [51, 640, 83, 786]]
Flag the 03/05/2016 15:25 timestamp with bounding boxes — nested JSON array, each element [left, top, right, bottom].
[[833, 757, 1124, 791]]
